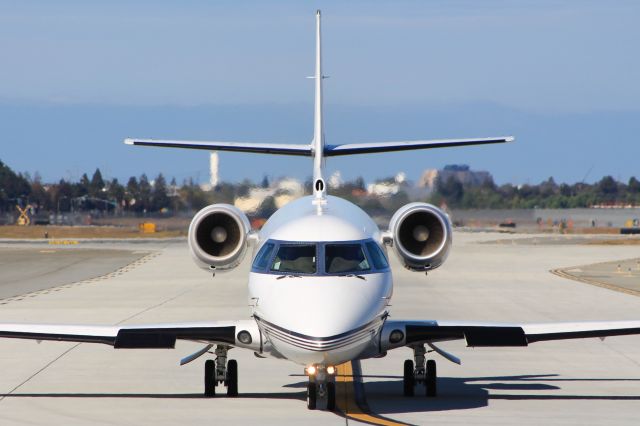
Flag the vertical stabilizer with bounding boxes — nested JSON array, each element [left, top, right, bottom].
[[124, 10, 514, 196], [312, 10, 326, 201]]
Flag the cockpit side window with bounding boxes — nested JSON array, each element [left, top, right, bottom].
[[271, 244, 317, 274], [366, 241, 389, 270], [325, 243, 371, 274], [253, 242, 275, 270]]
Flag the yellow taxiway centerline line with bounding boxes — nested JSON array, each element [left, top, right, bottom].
[[335, 362, 409, 426]]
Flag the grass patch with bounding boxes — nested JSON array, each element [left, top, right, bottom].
[[0, 225, 186, 239]]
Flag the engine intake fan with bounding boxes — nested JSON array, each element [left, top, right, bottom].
[[388, 203, 452, 271], [188, 204, 251, 272]]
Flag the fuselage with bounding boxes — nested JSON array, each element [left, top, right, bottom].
[[248, 195, 393, 366]]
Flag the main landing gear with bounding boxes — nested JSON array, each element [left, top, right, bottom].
[[306, 365, 337, 410], [403, 345, 437, 397], [204, 345, 238, 397]]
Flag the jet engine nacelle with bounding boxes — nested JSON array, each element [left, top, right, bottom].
[[387, 202, 452, 271], [188, 204, 251, 272]]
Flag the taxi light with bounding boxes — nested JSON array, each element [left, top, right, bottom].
[[327, 365, 336, 375], [306, 365, 317, 376], [389, 329, 405, 344]]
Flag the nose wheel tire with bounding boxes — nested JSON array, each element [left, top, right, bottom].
[[226, 359, 238, 397], [307, 382, 317, 410], [326, 381, 336, 411], [204, 359, 216, 397], [403, 359, 415, 396], [204, 356, 238, 397], [426, 359, 437, 397]]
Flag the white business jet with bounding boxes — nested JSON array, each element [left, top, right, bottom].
[[2, 10, 640, 411]]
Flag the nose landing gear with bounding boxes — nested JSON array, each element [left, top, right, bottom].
[[307, 381, 317, 409], [204, 345, 239, 397], [403, 345, 437, 397], [306, 365, 337, 410]]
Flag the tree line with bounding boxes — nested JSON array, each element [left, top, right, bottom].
[[0, 160, 229, 215], [431, 175, 640, 209], [1, 158, 639, 216]]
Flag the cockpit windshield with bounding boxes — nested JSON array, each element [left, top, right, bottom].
[[325, 243, 370, 273], [251, 239, 389, 276], [270, 244, 317, 274]]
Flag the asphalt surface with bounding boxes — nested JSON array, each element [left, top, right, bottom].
[[0, 234, 638, 425], [0, 247, 148, 299], [480, 234, 640, 246], [554, 257, 640, 296]]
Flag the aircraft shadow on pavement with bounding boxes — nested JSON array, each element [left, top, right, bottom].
[[361, 374, 640, 414], [3, 374, 639, 407], [1, 391, 305, 401], [0, 393, 205, 399], [282, 380, 308, 389]]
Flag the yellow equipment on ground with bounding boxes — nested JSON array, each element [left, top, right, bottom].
[[139, 222, 156, 233], [16, 205, 33, 226]]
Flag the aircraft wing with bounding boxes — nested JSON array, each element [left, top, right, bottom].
[[0, 320, 258, 349], [383, 320, 640, 348], [124, 138, 312, 156], [324, 136, 514, 156]]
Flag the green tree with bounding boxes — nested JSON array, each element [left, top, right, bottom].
[[77, 173, 90, 196], [28, 179, 51, 211], [89, 168, 105, 197], [55, 179, 74, 212], [125, 176, 139, 211], [151, 174, 170, 212], [0, 160, 31, 210], [107, 178, 125, 210], [597, 176, 618, 203], [138, 174, 152, 212]]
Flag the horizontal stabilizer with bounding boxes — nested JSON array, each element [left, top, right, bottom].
[[124, 138, 312, 156], [325, 136, 514, 156], [124, 136, 513, 157]]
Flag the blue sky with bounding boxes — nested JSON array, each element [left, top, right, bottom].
[[1, 1, 638, 185]]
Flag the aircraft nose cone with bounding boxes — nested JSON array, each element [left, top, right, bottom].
[[256, 275, 389, 338]]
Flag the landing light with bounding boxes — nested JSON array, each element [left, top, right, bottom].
[[237, 330, 252, 344], [389, 329, 405, 344], [326, 365, 336, 375], [306, 365, 317, 376]]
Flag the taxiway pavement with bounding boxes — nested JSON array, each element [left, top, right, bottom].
[[0, 233, 638, 425], [0, 247, 148, 299]]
